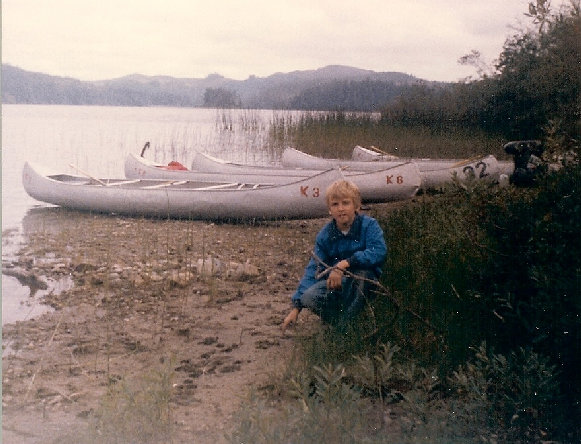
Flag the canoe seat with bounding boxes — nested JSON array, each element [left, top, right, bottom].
[[142, 180, 188, 189], [196, 183, 240, 190], [104, 179, 141, 187]]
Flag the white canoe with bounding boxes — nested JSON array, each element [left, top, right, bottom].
[[497, 160, 515, 176], [125, 153, 310, 184], [155, 152, 422, 202], [351, 145, 402, 161], [352, 145, 515, 176], [282, 147, 502, 189], [23, 162, 345, 220]]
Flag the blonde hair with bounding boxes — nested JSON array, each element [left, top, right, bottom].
[[325, 180, 361, 209]]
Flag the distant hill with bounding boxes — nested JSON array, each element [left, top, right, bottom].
[[1, 64, 431, 111]]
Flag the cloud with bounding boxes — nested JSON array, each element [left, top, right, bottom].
[[2, 0, 568, 82]]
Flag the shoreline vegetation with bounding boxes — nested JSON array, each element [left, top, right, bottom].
[[267, 111, 509, 161], [3, 2, 580, 442]]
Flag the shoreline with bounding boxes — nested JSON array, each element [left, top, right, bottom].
[[2, 206, 332, 443]]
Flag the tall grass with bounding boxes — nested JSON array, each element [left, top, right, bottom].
[[89, 361, 174, 444], [55, 361, 175, 444], [268, 111, 507, 160]]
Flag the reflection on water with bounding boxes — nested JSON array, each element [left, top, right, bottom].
[[2, 273, 73, 358], [21, 206, 109, 236], [2, 210, 76, 325], [1, 275, 64, 326], [2, 208, 79, 326]]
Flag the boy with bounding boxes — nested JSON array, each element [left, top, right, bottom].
[[282, 179, 387, 331]]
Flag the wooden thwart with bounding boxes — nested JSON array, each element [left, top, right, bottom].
[[69, 164, 108, 186]]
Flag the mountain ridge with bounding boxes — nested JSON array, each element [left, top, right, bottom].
[[1, 63, 434, 110]]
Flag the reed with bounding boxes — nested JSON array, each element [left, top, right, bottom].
[[89, 360, 175, 444], [268, 111, 507, 160]]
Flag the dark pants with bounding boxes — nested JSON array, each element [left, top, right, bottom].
[[300, 269, 378, 324]]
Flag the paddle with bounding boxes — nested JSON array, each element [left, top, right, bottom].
[[68, 164, 108, 186]]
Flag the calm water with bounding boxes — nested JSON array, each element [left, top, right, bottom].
[[1, 104, 290, 325]]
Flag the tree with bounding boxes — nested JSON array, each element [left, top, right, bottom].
[[493, 0, 580, 141], [203, 87, 241, 108], [380, 0, 580, 149], [458, 50, 494, 79]]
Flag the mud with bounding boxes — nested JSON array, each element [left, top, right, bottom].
[[2, 206, 341, 443]]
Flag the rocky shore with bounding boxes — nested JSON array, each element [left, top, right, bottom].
[[2, 206, 332, 443]]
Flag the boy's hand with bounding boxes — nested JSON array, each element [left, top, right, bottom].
[[282, 308, 299, 332], [327, 260, 349, 289], [327, 269, 343, 289]]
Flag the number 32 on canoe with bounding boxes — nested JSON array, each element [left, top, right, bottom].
[[386, 175, 404, 184], [300, 186, 321, 197]]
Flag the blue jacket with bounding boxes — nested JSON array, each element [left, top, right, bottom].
[[292, 213, 387, 308]]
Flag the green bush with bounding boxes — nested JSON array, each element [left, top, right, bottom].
[[476, 165, 581, 382], [450, 342, 561, 442], [231, 337, 565, 442], [373, 164, 581, 437], [228, 363, 375, 444], [374, 185, 491, 368]]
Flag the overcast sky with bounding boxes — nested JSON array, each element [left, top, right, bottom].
[[1, 0, 565, 82]]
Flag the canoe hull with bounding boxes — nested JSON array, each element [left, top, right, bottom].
[[23, 162, 344, 220], [353, 145, 515, 176], [127, 153, 422, 203], [283, 147, 504, 189]]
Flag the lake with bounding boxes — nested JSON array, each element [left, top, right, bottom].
[[1, 104, 294, 324]]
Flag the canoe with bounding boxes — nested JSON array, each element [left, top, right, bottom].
[[497, 160, 516, 176], [282, 147, 503, 189], [351, 145, 402, 161], [352, 145, 515, 176], [22, 162, 345, 220], [139, 152, 423, 202], [125, 153, 309, 184]]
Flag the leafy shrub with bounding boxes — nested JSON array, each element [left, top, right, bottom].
[[228, 363, 374, 444], [373, 164, 581, 439], [476, 165, 581, 382], [450, 342, 561, 442]]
